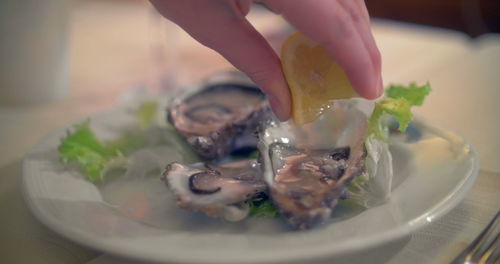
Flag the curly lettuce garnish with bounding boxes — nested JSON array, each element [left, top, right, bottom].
[[246, 195, 280, 218], [369, 82, 431, 140], [58, 120, 126, 183], [386, 82, 431, 106], [58, 101, 159, 183]]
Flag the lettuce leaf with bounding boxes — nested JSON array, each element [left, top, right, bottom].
[[58, 101, 160, 183], [58, 120, 125, 183], [386, 82, 431, 106], [369, 82, 431, 139], [246, 196, 280, 218], [369, 97, 412, 139]]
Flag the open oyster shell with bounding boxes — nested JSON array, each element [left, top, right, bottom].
[[167, 73, 270, 160], [259, 100, 370, 229], [161, 159, 266, 222]]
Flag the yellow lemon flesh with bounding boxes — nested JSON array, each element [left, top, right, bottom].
[[281, 32, 358, 125]]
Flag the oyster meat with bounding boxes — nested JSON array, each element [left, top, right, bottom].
[[260, 101, 369, 229], [162, 160, 266, 221], [168, 81, 269, 160]]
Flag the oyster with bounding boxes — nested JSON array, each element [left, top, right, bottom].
[[161, 159, 266, 221], [260, 101, 369, 229], [168, 76, 269, 160], [163, 72, 394, 229]]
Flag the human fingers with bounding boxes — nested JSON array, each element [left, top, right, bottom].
[[263, 0, 382, 99], [150, 0, 291, 120], [338, 0, 382, 92]]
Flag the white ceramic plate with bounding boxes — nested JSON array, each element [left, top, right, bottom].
[[22, 104, 478, 264]]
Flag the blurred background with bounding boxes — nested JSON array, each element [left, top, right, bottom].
[[1, 0, 499, 105], [367, 0, 500, 37]]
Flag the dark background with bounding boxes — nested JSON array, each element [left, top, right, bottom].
[[366, 0, 500, 37]]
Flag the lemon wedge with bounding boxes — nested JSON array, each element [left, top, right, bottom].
[[281, 32, 358, 124]]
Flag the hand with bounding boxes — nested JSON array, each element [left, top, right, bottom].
[[150, 0, 382, 121]]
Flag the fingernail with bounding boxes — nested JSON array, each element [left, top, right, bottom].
[[268, 95, 288, 121]]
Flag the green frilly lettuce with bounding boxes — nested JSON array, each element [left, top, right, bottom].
[[368, 82, 431, 139], [246, 196, 280, 218], [58, 120, 125, 183], [58, 101, 158, 183]]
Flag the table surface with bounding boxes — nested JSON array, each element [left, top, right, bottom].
[[0, 1, 499, 264]]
